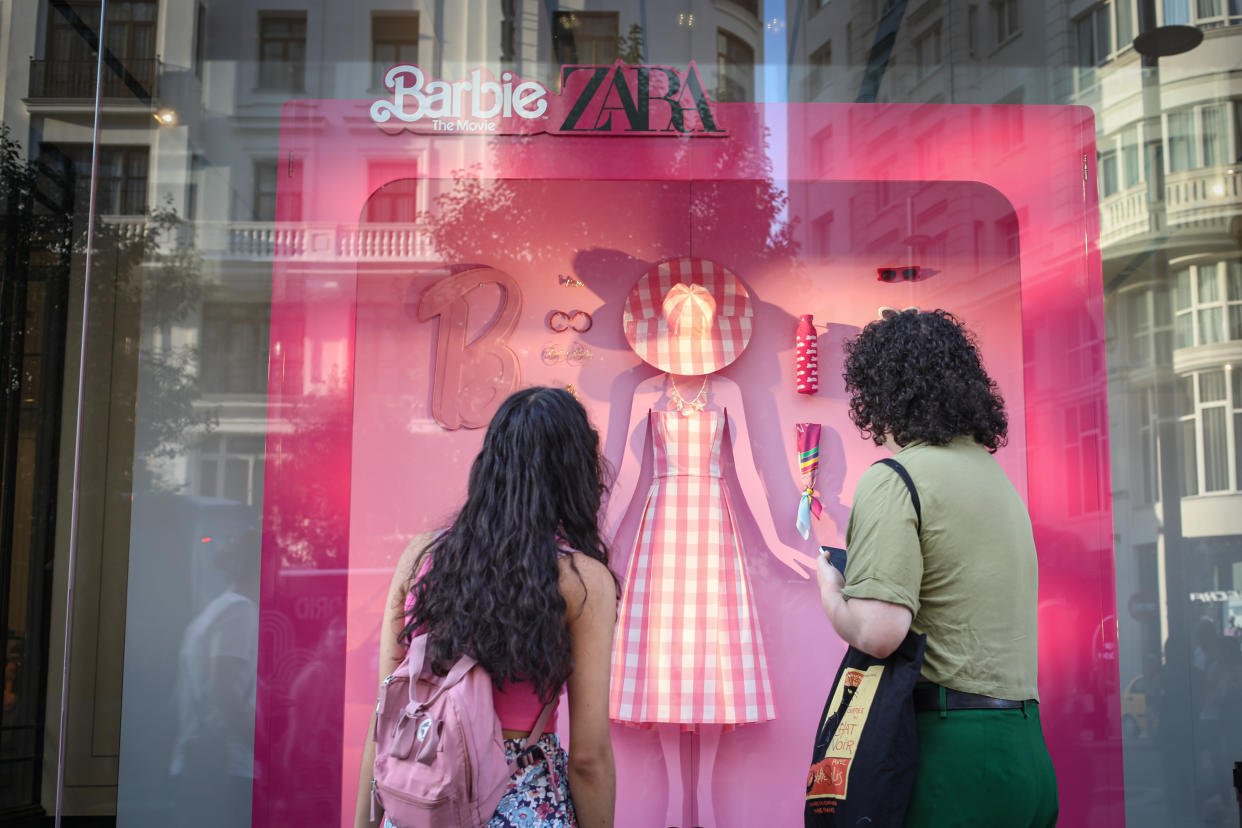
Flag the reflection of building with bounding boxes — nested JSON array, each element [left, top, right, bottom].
[[786, 0, 1242, 822], [0, 1, 764, 820], [1080, 0, 1242, 718]]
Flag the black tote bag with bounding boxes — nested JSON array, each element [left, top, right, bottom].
[[805, 456, 927, 826], [804, 630, 926, 827]]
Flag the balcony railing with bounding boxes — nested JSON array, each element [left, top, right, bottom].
[[222, 222, 436, 261], [94, 219, 438, 263], [28, 57, 159, 101], [1098, 167, 1241, 249], [1165, 168, 1242, 223], [1100, 188, 1155, 248]]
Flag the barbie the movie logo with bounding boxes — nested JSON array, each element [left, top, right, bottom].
[[370, 66, 548, 133]]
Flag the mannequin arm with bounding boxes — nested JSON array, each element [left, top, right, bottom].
[[602, 375, 662, 548], [714, 377, 817, 579]]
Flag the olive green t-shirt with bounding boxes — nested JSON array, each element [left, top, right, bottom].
[[842, 436, 1040, 701]]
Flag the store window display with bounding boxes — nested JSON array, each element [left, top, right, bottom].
[[606, 257, 817, 828], [232, 99, 1117, 828]]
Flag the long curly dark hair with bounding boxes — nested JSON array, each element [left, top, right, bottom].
[[842, 309, 1008, 452], [401, 387, 612, 702]]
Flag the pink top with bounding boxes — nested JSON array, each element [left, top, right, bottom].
[[402, 590, 560, 733]]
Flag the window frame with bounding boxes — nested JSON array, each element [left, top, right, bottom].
[[1074, 4, 1112, 90], [716, 28, 756, 103], [194, 2, 207, 78], [551, 11, 620, 67], [807, 40, 832, 99], [1177, 367, 1242, 497], [1163, 101, 1240, 174], [1173, 260, 1242, 348], [913, 22, 943, 80], [257, 10, 308, 92], [196, 433, 267, 506], [199, 302, 273, 396], [991, 0, 1022, 44], [371, 12, 420, 91], [1159, 0, 1241, 26]]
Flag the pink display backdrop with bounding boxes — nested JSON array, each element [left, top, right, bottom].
[[256, 100, 1120, 827]]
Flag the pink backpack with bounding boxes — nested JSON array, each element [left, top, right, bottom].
[[370, 633, 555, 828]]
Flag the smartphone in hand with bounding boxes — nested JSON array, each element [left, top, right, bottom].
[[820, 545, 847, 574]]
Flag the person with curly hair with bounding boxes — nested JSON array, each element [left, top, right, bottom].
[[355, 387, 617, 828], [816, 309, 1058, 827]]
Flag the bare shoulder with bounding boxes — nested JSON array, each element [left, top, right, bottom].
[[390, 531, 437, 603], [558, 552, 617, 612], [398, 531, 436, 576]]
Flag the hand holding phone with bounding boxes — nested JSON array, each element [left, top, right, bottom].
[[820, 545, 847, 574]]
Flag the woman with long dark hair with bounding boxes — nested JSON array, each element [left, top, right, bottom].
[[817, 310, 1058, 826], [355, 387, 617, 828]]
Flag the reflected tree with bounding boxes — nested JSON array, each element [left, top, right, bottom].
[[2, 127, 214, 495], [130, 200, 216, 493]]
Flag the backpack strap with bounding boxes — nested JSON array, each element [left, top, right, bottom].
[[525, 699, 556, 745], [511, 698, 563, 800], [874, 457, 922, 535]]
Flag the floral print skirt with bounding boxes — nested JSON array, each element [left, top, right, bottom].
[[381, 733, 576, 828], [489, 733, 577, 827]]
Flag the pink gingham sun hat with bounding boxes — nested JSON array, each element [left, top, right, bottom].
[[623, 257, 754, 375]]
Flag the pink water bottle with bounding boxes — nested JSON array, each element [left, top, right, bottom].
[[795, 315, 819, 395]]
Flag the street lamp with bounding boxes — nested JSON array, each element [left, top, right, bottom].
[[153, 106, 178, 127], [1130, 0, 1204, 820]]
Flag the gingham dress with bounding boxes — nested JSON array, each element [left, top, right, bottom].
[[610, 409, 776, 727]]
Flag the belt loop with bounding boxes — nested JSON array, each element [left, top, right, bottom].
[[938, 685, 948, 719], [1022, 699, 1029, 719]]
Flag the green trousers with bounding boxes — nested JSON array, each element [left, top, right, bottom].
[[904, 701, 1059, 828]]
